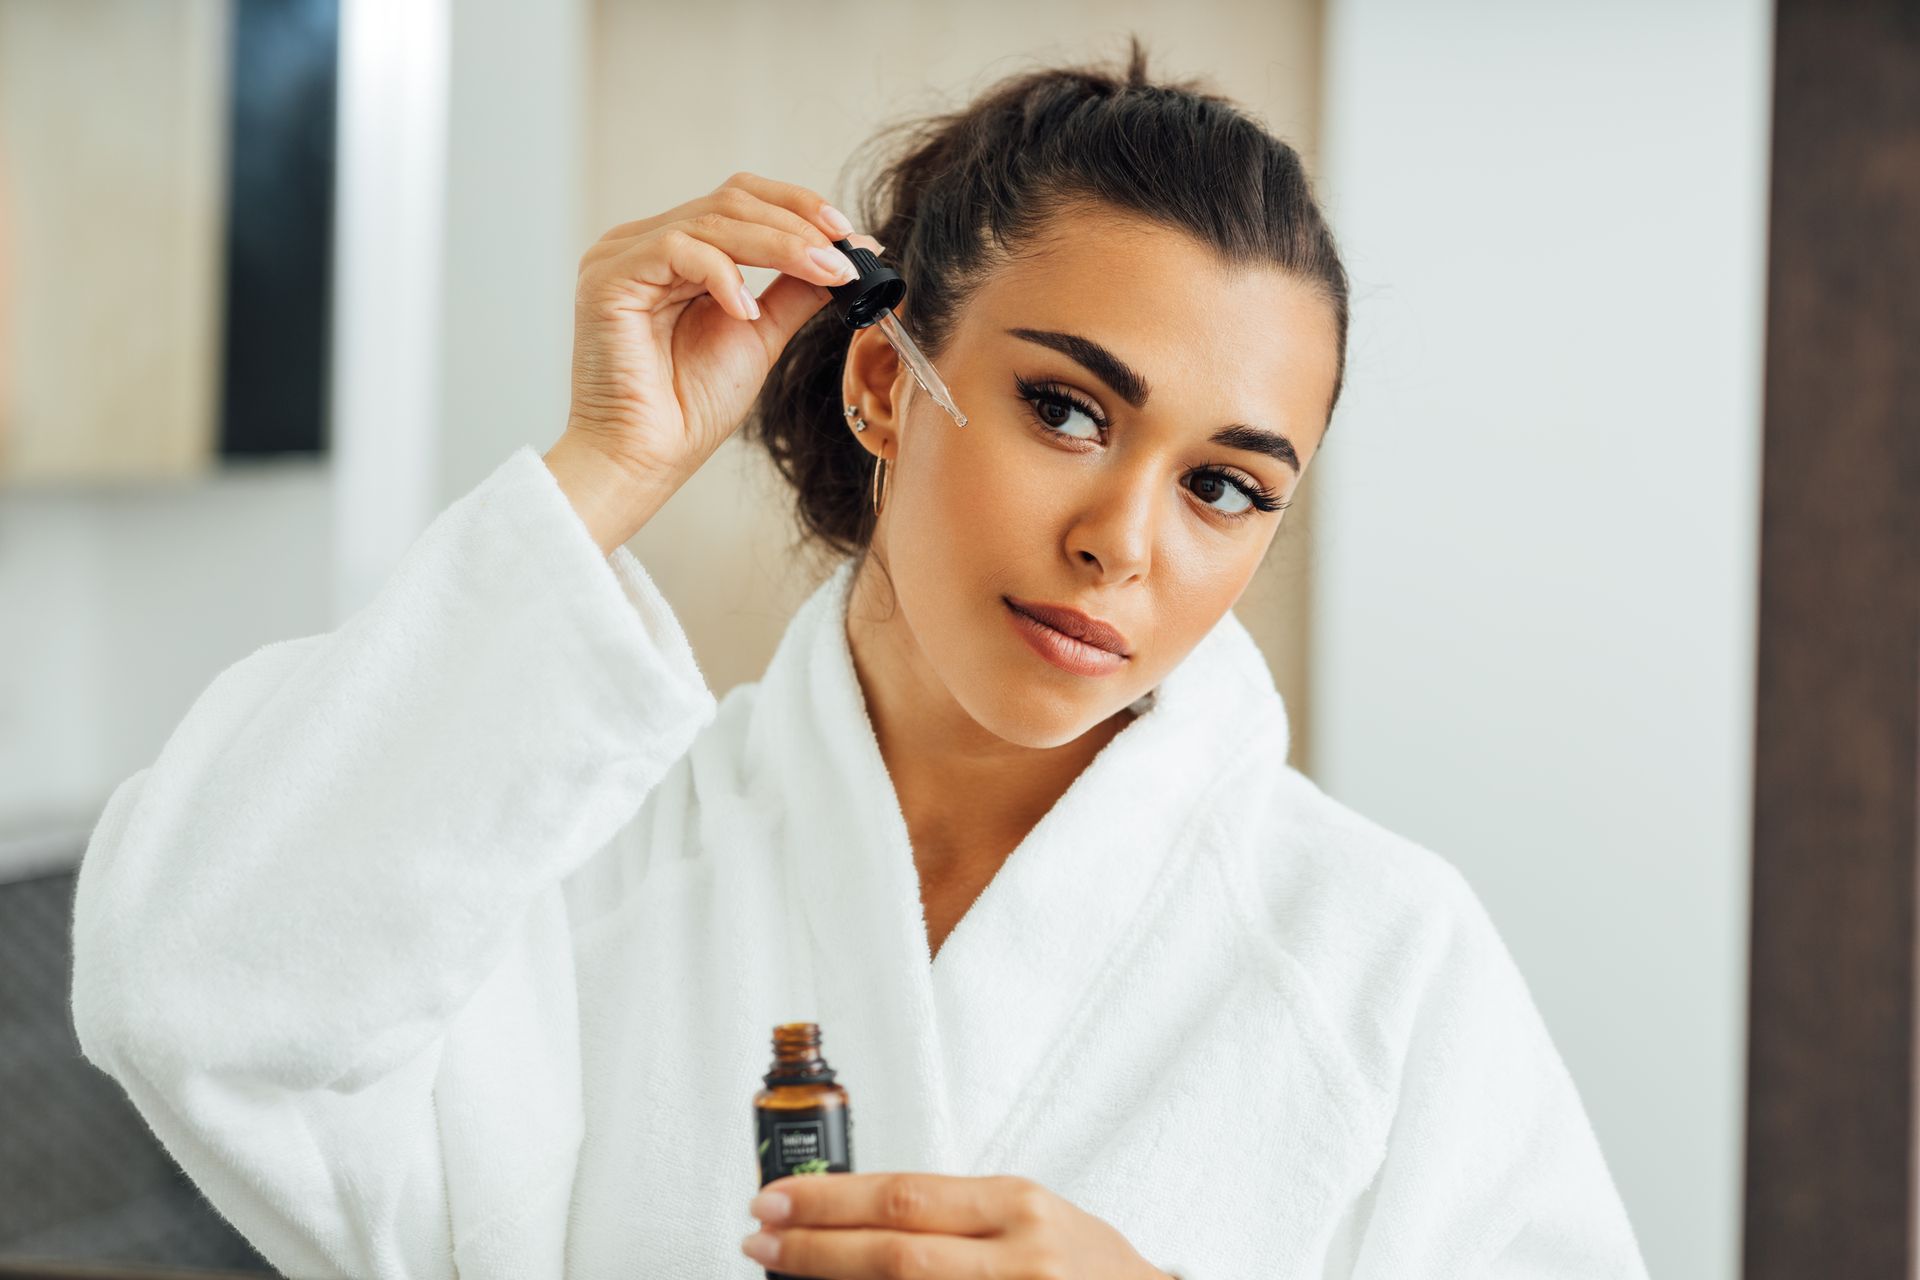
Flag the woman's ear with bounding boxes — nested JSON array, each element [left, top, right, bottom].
[[842, 321, 908, 457]]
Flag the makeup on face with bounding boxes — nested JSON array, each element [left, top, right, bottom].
[[1005, 327, 1302, 462], [1003, 596, 1130, 677]]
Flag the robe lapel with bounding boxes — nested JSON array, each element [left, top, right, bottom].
[[743, 560, 954, 1175], [742, 559, 1290, 1179]]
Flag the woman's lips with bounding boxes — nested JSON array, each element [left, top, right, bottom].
[[1003, 596, 1131, 654], [1004, 599, 1129, 677]]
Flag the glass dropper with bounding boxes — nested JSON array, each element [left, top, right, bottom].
[[825, 237, 969, 428], [873, 307, 968, 427]]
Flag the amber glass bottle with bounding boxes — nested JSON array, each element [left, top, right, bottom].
[[752, 1022, 853, 1275]]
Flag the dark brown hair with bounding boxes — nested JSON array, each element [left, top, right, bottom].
[[747, 33, 1350, 563]]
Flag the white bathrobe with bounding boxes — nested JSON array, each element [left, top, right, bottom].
[[69, 444, 1648, 1279]]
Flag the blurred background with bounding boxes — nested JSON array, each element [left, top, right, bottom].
[[0, 0, 1862, 1276]]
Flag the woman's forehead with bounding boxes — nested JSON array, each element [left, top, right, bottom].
[[970, 212, 1310, 332]]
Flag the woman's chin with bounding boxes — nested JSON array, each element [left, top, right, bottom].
[[955, 680, 1120, 750]]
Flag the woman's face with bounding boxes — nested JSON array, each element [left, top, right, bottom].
[[843, 204, 1341, 750]]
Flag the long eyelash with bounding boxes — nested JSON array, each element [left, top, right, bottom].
[[1014, 375, 1291, 520], [1193, 462, 1291, 517], [1015, 374, 1107, 430]]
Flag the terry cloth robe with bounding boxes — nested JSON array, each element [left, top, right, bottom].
[[70, 444, 1649, 1279]]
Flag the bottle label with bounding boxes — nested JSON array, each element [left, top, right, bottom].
[[756, 1104, 853, 1184]]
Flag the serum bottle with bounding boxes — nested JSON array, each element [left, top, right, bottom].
[[751, 1022, 853, 1277]]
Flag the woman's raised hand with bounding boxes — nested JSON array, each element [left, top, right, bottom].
[[546, 171, 883, 551]]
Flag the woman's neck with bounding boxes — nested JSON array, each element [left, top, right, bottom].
[[843, 559, 1135, 929]]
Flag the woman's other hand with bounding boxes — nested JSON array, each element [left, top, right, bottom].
[[741, 1171, 1175, 1278]]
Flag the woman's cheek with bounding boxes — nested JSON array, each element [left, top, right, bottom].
[[980, 438, 1071, 526], [922, 433, 1040, 542]]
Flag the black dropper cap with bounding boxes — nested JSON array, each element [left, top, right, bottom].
[[825, 237, 904, 330]]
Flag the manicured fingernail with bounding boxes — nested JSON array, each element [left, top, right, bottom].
[[809, 245, 858, 282], [820, 203, 855, 235], [741, 1231, 780, 1264], [749, 1189, 790, 1223], [738, 284, 760, 319]]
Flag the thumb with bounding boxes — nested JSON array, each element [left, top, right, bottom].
[[749, 233, 887, 346]]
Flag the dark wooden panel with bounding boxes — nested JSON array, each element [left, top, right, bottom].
[[216, 0, 338, 459], [1742, 0, 1920, 1275]]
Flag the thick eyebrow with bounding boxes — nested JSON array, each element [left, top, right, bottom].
[[1004, 326, 1301, 474]]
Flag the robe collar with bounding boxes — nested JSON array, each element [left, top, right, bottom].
[[740, 558, 1289, 1177]]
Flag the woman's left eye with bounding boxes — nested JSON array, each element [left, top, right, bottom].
[[1015, 375, 1285, 522], [1188, 470, 1254, 515], [1019, 379, 1104, 441]]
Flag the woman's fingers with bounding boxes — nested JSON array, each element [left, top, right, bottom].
[[597, 210, 857, 286], [561, 171, 889, 483], [584, 226, 753, 321], [753, 1226, 1003, 1280], [591, 216, 858, 324], [707, 182, 854, 257], [688, 212, 860, 288], [584, 196, 888, 343], [759, 1172, 1011, 1236], [586, 171, 856, 265], [751, 229, 890, 339], [715, 169, 855, 240]]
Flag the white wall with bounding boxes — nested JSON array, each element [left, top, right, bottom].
[[431, 0, 585, 521], [332, 0, 587, 618], [1313, 2, 1772, 1276], [0, 463, 334, 878]]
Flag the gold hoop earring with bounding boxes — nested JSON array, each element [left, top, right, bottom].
[[871, 454, 889, 516]]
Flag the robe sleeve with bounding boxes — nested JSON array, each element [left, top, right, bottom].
[[68, 444, 718, 1279], [1345, 867, 1651, 1279]]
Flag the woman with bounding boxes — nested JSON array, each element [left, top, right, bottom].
[[70, 39, 1648, 1280]]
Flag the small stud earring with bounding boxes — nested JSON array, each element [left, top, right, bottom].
[[843, 403, 867, 432]]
